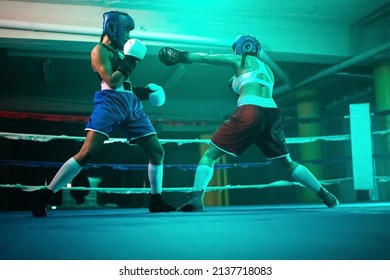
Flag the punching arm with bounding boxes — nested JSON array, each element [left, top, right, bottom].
[[187, 53, 239, 67], [159, 47, 239, 67]]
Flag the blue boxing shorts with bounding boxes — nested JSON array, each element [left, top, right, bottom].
[[85, 90, 156, 142], [211, 105, 289, 158]]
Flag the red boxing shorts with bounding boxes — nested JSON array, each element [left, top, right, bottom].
[[211, 105, 289, 158]]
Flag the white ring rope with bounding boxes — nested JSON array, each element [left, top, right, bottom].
[[5, 176, 390, 193], [0, 131, 353, 144], [1, 130, 389, 145], [0, 177, 355, 193]]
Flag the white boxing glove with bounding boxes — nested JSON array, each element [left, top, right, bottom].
[[147, 83, 165, 106], [123, 38, 147, 60]]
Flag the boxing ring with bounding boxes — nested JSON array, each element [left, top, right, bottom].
[[1, 103, 390, 260], [1, 203, 390, 260]]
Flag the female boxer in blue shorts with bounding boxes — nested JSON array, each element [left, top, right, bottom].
[[159, 35, 339, 211], [32, 11, 175, 217]]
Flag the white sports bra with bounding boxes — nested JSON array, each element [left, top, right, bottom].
[[231, 59, 274, 95]]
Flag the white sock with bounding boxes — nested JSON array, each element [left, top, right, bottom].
[[194, 165, 214, 192], [48, 157, 83, 193], [291, 164, 321, 192], [148, 163, 163, 194]]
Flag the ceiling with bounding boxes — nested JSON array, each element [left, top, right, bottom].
[[1, 0, 390, 133]]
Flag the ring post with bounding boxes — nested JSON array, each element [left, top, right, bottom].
[[349, 103, 377, 200]]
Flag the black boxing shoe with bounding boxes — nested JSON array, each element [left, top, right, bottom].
[[148, 193, 176, 213], [317, 187, 339, 208], [32, 189, 54, 217]]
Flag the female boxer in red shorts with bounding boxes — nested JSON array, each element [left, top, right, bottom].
[[159, 35, 339, 211]]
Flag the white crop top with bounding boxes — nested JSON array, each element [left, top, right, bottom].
[[231, 59, 274, 95]]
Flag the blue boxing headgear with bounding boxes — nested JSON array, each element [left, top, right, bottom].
[[103, 11, 135, 49], [232, 35, 261, 57]]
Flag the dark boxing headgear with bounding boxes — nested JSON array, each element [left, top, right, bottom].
[[232, 35, 261, 56], [103, 11, 135, 49]]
